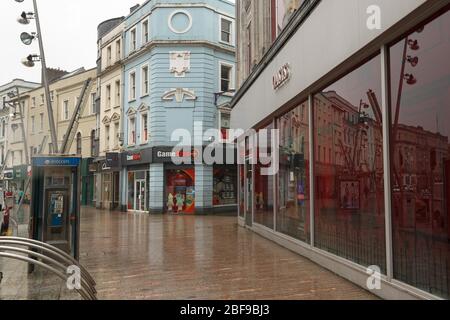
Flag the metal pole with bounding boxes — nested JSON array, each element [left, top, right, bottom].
[[32, 0, 59, 154]]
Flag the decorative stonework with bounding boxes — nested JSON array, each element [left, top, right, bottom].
[[127, 107, 137, 116], [162, 88, 197, 103], [168, 10, 193, 34], [111, 113, 121, 122], [102, 116, 111, 125], [169, 51, 191, 77], [138, 103, 149, 112]]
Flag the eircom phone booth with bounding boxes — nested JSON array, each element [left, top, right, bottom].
[[29, 156, 82, 262]]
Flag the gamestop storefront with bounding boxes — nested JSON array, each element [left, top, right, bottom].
[[120, 146, 237, 215], [152, 146, 238, 215], [232, 0, 450, 300]]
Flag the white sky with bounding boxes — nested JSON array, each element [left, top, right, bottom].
[[0, 0, 147, 85], [0, 0, 235, 85]]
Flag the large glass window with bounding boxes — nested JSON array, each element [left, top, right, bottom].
[[254, 123, 275, 229], [239, 164, 245, 218], [314, 54, 386, 273], [277, 101, 310, 242], [390, 9, 450, 299]]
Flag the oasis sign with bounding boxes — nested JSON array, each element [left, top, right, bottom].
[[273, 63, 291, 90]]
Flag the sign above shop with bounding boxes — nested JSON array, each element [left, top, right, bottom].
[[32, 157, 81, 167], [121, 148, 153, 167], [106, 152, 121, 169], [127, 153, 142, 162], [273, 63, 291, 90], [153, 147, 201, 164]]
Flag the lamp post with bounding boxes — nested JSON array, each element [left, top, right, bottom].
[[15, 0, 59, 154]]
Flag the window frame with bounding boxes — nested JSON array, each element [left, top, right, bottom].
[[219, 15, 234, 45], [106, 84, 112, 109], [129, 27, 137, 53], [141, 65, 149, 97], [128, 116, 136, 146], [129, 71, 137, 102], [218, 61, 235, 93], [140, 112, 149, 144], [142, 18, 149, 44], [62, 100, 69, 121]]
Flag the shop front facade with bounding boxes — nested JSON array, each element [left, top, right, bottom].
[[92, 153, 121, 210], [120, 148, 152, 213], [119, 146, 237, 215], [231, 0, 450, 300]]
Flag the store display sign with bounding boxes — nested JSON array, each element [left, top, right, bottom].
[[106, 152, 121, 169], [127, 153, 142, 162], [32, 157, 81, 167], [273, 63, 291, 90], [153, 147, 200, 164]]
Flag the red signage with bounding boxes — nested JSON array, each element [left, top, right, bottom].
[[127, 153, 142, 161]]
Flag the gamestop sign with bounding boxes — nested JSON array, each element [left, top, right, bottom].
[[153, 147, 200, 163]]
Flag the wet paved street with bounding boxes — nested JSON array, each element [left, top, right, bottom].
[[79, 207, 377, 300]]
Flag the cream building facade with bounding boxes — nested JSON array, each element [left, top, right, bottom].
[[27, 68, 97, 159], [93, 17, 125, 210]]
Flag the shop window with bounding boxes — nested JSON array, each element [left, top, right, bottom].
[[166, 169, 196, 214], [213, 166, 237, 207], [390, 8, 450, 299], [314, 53, 386, 273], [254, 123, 275, 229], [239, 165, 245, 218], [277, 101, 310, 242]]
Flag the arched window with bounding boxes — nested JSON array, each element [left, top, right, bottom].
[[76, 132, 82, 155]]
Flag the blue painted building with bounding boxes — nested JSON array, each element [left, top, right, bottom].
[[120, 0, 236, 214]]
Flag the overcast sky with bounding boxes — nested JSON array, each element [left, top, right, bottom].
[[0, 0, 147, 85]]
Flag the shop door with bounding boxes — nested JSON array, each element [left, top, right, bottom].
[[166, 169, 196, 214], [135, 179, 147, 212]]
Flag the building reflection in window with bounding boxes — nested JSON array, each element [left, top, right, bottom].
[[239, 165, 245, 218], [314, 54, 386, 273], [254, 123, 275, 229], [390, 8, 450, 299], [277, 101, 310, 242]]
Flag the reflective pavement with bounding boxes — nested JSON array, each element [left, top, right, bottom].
[[78, 207, 377, 300]]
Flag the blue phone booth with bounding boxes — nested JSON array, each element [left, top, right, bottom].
[[30, 156, 82, 260]]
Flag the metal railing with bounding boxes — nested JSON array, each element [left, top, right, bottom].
[[0, 236, 97, 300]]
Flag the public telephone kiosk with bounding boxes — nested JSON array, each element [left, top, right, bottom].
[[29, 156, 82, 261]]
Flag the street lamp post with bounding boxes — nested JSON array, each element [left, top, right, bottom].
[[16, 0, 59, 154]]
